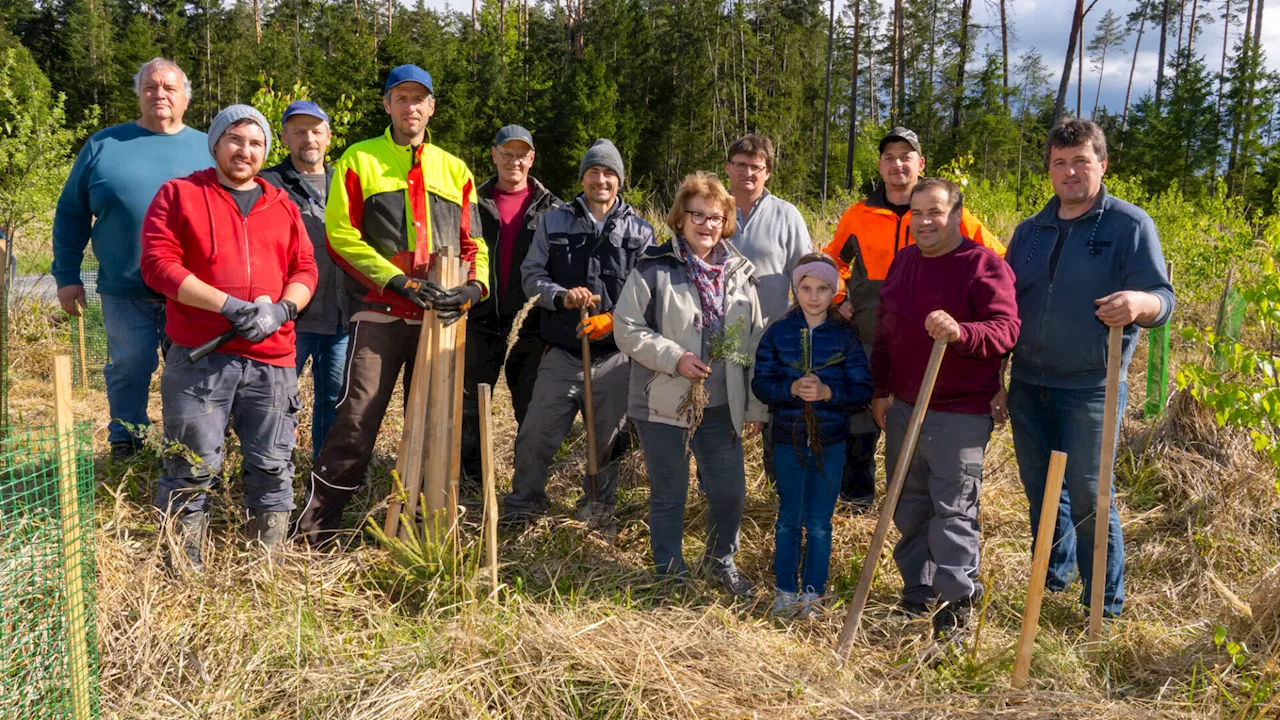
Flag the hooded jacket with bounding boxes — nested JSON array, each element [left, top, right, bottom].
[[822, 185, 1005, 349], [259, 157, 347, 335], [140, 168, 318, 366], [473, 175, 562, 325], [614, 238, 768, 433], [521, 195, 655, 355], [1005, 184, 1175, 389], [751, 308, 873, 446]]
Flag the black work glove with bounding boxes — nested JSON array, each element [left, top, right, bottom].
[[387, 273, 436, 309], [434, 282, 483, 326], [226, 299, 296, 342]]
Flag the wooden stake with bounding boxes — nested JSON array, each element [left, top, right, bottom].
[[386, 282, 436, 539], [1088, 325, 1124, 642], [76, 313, 88, 391], [479, 382, 499, 597], [54, 355, 93, 720], [836, 338, 947, 656], [421, 248, 458, 539], [447, 257, 471, 534], [1012, 450, 1068, 689], [579, 304, 599, 507]]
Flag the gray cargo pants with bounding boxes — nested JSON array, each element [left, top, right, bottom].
[[502, 346, 629, 516], [885, 400, 993, 604], [154, 344, 300, 516]]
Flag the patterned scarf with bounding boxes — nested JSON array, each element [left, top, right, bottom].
[[680, 237, 728, 338]]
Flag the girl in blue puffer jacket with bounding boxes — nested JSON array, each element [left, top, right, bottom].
[[752, 253, 873, 618]]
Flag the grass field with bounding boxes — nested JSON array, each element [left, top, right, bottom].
[[7, 243, 1280, 717]]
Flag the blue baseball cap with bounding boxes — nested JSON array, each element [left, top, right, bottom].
[[384, 65, 434, 95], [281, 100, 329, 126]]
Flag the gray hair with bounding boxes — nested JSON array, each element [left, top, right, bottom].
[[133, 58, 192, 98]]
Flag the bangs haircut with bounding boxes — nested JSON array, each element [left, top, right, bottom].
[[1044, 118, 1108, 166], [666, 171, 738, 238], [726, 134, 775, 172]]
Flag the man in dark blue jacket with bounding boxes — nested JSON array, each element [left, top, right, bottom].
[[501, 140, 655, 529], [998, 119, 1174, 620], [260, 100, 347, 459]]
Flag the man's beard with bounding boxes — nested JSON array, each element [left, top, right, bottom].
[[220, 160, 257, 184], [297, 149, 324, 166]]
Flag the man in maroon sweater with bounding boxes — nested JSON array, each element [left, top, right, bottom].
[[869, 177, 1020, 644]]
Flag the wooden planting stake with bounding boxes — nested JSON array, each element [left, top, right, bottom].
[[385, 268, 438, 539], [479, 383, 499, 597], [577, 297, 602, 515], [1144, 263, 1173, 418], [1088, 325, 1124, 642], [421, 248, 459, 540], [1012, 450, 1068, 689], [836, 338, 948, 657], [54, 355, 93, 720], [447, 256, 471, 534], [76, 314, 88, 391]]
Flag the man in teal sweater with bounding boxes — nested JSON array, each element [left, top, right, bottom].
[[52, 58, 211, 462]]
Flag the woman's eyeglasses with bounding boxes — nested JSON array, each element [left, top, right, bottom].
[[685, 210, 727, 229]]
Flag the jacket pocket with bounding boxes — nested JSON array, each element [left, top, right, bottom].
[[646, 371, 691, 426]]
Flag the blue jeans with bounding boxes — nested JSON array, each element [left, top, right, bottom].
[[636, 405, 745, 577], [1008, 378, 1127, 617], [155, 345, 300, 515], [295, 328, 350, 459], [772, 441, 845, 595], [100, 294, 165, 445]]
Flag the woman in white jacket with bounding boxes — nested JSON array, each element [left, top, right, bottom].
[[614, 172, 768, 597]]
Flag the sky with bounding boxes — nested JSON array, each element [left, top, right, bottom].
[[417, 0, 1278, 117]]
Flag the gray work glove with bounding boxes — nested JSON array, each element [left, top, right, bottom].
[[222, 297, 296, 342]]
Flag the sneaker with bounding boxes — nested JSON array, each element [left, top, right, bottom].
[[713, 567, 755, 599], [933, 596, 975, 645], [247, 510, 291, 548], [111, 440, 140, 464], [770, 589, 800, 618], [838, 492, 874, 515], [892, 598, 931, 619], [169, 510, 208, 574], [797, 591, 824, 619]]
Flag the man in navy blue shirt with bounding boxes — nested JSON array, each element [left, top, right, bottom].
[[998, 119, 1175, 620]]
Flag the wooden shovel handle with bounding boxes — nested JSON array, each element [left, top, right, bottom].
[[1088, 325, 1124, 641]]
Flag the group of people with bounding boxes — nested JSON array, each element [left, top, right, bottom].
[[53, 57, 1174, 644]]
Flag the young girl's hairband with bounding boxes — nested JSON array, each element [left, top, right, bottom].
[[791, 261, 841, 296]]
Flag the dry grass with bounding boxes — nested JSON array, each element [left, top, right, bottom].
[[9, 293, 1280, 719]]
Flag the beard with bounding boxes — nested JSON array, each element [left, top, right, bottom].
[[296, 148, 324, 166], [219, 158, 258, 184]]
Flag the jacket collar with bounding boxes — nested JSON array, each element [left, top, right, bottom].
[[192, 167, 285, 212], [1033, 183, 1111, 227], [264, 157, 333, 201], [571, 193, 631, 225], [380, 125, 433, 156], [478, 175, 552, 205], [647, 236, 756, 279]]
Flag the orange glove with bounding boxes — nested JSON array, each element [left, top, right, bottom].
[[576, 312, 614, 340]]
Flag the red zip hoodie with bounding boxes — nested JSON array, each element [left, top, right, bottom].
[[141, 168, 318, 366]]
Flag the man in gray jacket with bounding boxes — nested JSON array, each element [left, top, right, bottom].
[[501, 140, 656, 529], [724, 133, 812, 481], [998, 119, 1175, 620]]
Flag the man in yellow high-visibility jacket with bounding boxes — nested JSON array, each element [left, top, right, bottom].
[[295, 64, 490, 547]]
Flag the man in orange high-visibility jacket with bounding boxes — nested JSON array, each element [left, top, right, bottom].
[[822, 127, 1005, 513]]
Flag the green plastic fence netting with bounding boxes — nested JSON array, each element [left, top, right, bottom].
[[71, 258, 110, 390], [0, 422, 100, 719]]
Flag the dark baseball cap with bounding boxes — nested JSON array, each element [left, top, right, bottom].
[[281, 100, 329, 126], [384, 64, 434, 95], [493, 124, 534, 149], [879, 127, 922, 154]]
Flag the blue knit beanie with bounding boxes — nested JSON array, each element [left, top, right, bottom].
[[208, 104, 272, 158]]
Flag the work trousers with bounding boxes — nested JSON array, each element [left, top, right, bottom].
[[295, 326, 350, 459], [501, 347, 629, 517], [886, 400, 992, 605], [461, 317, 544, 485], [100, 294, 165, 445], [296, 320, 420, 545], [154, 345, 299, 516]]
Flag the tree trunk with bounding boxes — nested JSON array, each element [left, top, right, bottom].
[[253, 0, 262, 43], [1216, 0, 1230, 121], [1054, 0, 1085, 121], [1122, 1, 1148, 132], [1000, 0, 1010, 112], [846, 0, 862, 190], [1077, 22, 1084, 117], [1228, 0, 1255, 186], [952, 0, 973, 133], [1092, 44, 1107, 119], [1187, 0, 1199, 55], [892, 0, 904, 120], [1156, 0, 1171, 110], [820, 0, 835, 203]]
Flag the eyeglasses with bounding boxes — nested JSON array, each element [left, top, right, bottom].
[[497, 149, 533, 165], [728, 160, 767, 175], [685, 210, 727, 229]]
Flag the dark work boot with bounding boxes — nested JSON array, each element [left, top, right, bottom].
[[111, 439, 140, 464], [168, 510, 208, 575], [247, 510, 291, 549]]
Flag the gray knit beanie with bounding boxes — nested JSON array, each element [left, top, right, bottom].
[[208, 104, 272, 158], [578, 139, 625, 185]]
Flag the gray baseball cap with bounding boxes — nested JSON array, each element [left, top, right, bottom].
[[879, 127, 922, 154], [493, 124, 534, 149]]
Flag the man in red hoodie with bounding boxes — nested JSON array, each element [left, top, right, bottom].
[[869, 177, 1019, 646], [141, 104, 317, 572]]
